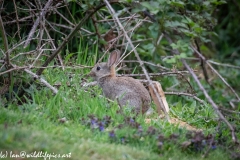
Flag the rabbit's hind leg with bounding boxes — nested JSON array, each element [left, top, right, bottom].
[[117, 93, 142, 114]]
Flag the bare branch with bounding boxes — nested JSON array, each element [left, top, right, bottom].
[[122, 60, 170, 71], [13, 0, 21, 39], [219, 107, 240, 114], [165, 34, 237, 143], [165, 92, 205, 104], [207, 60, 240, 70], [0, 66, 27, 76], [24, 69, 58, 94], [54, 8, 75, 27], [191, 46, 240, 101], [118, 71, 191, 77], [0, 13, 9, 65], [24, 0, 54, 48], [0, 9, 12, 97], [36, 0, 119, 76]]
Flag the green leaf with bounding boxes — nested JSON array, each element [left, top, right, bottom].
[[169, 1, 185, 8], [65, 52, 75, 63], [164, 56, 177, 64], [179, 53, 187, 58], [141, 2, 160, 14], [142, 43, 154, 51], [165, 20, 187, 28], [189, 101, 196, 114], [210, 0, 227, 5]]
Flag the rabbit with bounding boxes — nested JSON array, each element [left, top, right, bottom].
[[89, 50, 151, 114]]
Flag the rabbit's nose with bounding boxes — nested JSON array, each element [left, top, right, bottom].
[[88, 71, 95, 77]]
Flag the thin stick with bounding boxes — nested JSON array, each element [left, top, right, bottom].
[[165, 34, 237, 143], [54, 9, 75, 27], [24, 68, 58, 94], [97, 16, 141, 22], [104, 0, 170, 120], [36, 0, 119, 76], [0, 67, 27, 76], [219, 108, 240, 114], [13, 0, 21, 39], [43, 26, 65, 71], [0, 13, 9, 66], [118, 71, 191, 77], [0, 10, 12, 96], [123, 60, 170, 71], [191, 46, 240, 101], [152, 33, 164, 53], [117, 44, 140, 66], [24, 0, 53, 48], [165, 92, 205, 104], [207, 60, 240, 70]]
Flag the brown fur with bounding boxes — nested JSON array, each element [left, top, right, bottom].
[[89, 50, 151, 114]]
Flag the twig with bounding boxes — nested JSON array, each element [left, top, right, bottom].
[[36, 0, 119, 76], [152, 33, 164, 53], [3, 15, 36, 25], [43, 25, 65, 71], [164, 92, 205, 104], [91, 15, 102, 40], [0, 66, 27, 76], [13, 0, 21, 39], [98, 19, 145, 64], [30, 50, 44, 68], [207, 60, 240, 70], [0, 10, 12, 97], [0, 63, 91, 77], [97, 15, 141, 22], [0, 13, 9, 66], [54, 8, 74, 27], [118, 71, 190, 77], [119, 70, 194, 93], [165, 34, 237, 143], [104, 0, 170, 120], [24, 0, 53, 48], [193, 40, 211, 86], [63, 0, 76, 24], [37, 0, 44, 49], [24, 68, 58, 94], [219, 107, 240, 114], [122, 60, 170, 71], [116, 38, 153, 47], [191, 46, 240, 101], [46, 21, 68, 37], [118, 44, 140, 65]]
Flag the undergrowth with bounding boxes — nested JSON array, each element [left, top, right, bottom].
[[0, 66, 233, 160]]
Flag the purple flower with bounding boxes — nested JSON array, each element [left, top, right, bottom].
[[91, 119, 97, 125], [121, 137, 125, 143], [98, 122, 104, 132], [211, 145, 217, 149], [130, 118, 135, 123], [109, 130, 115, 138]]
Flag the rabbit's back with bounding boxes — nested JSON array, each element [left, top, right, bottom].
[[99, 76, 151, 113]]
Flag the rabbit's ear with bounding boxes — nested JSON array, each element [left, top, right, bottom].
[[108, 50, 120, 67]]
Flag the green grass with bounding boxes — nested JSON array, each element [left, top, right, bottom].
[[0, 42, 234, 160], [0, 67, 232, 160]]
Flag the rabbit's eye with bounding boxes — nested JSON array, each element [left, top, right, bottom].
[[96, 66, 101, 71]]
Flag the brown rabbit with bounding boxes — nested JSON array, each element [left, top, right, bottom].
[[89, 50, 151, 114]]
